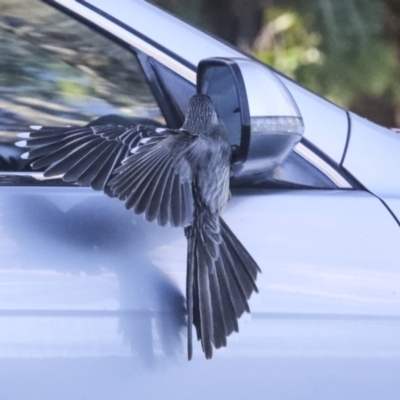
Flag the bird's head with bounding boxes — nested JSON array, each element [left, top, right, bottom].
[[182, 94, 219, 136]]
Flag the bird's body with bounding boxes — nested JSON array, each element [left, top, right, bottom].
[[17, 94, 260, 359]]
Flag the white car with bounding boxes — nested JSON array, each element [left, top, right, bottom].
[[0, 1, 400, 399]]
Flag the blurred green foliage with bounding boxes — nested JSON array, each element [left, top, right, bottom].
[[253, 0, 398, 108]]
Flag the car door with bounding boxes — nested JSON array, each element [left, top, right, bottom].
[[1, 1, 400, 400], [0, 0, 185, 370]]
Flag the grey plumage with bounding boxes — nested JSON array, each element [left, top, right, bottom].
[[17, 94, 260, 359]]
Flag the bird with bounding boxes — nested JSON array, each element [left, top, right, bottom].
[[16, 94, 261, 359]]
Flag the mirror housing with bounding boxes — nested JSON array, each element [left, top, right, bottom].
[[197, 57, 304, 179]]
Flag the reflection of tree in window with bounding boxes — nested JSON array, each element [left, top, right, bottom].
[[0, 0, 164, 127]]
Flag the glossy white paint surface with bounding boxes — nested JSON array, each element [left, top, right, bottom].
[[2, 357, 400, 400], [281, 77, 348, 163], [343, 113, 400, 197], [1, 187, 400, 398], [53, 0, 349, 164], [380, 197, 400, 222], [224, 190, 400, 315]]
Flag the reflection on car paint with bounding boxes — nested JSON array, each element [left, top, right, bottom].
[[0, 188, 185, 363]]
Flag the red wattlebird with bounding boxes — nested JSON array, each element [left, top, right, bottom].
[[17, 94, 260, 359]]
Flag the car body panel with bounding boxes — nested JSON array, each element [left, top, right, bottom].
[[1, 356, 400, 400], [281, 77, 349, 164], [2, 188, 400, 321], [1, 187, 400, 398], [383, 198, 400, 223], [343, 112, 400, 200]]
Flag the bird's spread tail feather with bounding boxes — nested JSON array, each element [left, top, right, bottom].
[[186, 214, 260, 359]]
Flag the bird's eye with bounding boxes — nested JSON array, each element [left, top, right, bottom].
[[230, 145, 239, 162]]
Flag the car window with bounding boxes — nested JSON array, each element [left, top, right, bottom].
[[0, 0, 164, 173], [0, 0, 343, 190]]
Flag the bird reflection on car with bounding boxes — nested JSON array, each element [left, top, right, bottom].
[[1, 194, 186, 365]]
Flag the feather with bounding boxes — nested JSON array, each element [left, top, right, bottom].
[[32, 136, 94, 170], [62, 141, 114, 183], [90, 145, 128, 192], [186, 210, 260, 358]]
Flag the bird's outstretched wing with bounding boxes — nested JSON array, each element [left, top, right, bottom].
[[17, 123, 195, 227], [109, 132, 195, 227]]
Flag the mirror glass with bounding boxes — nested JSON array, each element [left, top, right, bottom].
[[198, 65, 242, 150]]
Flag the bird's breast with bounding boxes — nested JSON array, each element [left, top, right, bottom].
[[192, 138, 231, 215]]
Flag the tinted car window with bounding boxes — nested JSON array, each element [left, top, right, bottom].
[[0, 0, 163, 172]]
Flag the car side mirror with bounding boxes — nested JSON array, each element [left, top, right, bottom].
[[197, 57, 304, 179]]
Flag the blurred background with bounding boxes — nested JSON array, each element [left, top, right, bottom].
[[149, 0, 400, 129]]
